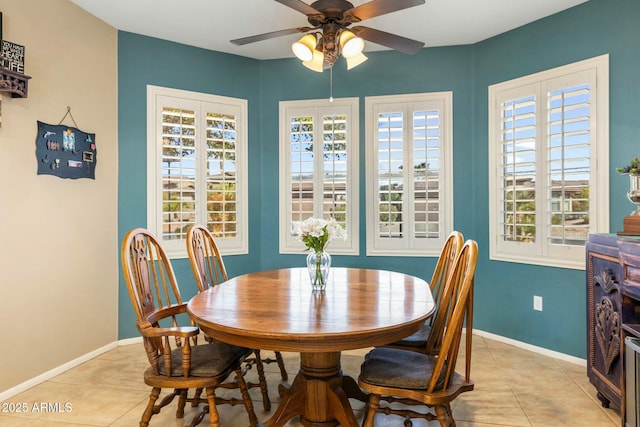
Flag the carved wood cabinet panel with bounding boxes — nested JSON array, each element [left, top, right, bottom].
[[587, 234, 623, 411], [587, 234, 640, 417]]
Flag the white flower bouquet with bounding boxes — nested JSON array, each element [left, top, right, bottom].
[[293, 217, 347, 253]]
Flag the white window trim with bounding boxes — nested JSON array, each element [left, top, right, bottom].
[[488, 55, 609, 270], [278, 97, 360, 255], [146, 85, 249, 258], [365, 92, 454, 257]]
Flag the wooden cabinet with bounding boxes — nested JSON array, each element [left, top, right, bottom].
[[587, 233, 623, 410], [587, 234, 640, 417]]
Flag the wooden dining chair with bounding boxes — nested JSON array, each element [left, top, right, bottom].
[[382, 230, 464, 354], [121, 228, 258, 427], [186, 224, 288, 408], [358, 239, 477, 427]]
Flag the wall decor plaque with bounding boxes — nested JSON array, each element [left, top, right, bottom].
[[35, 121, 96, 179]]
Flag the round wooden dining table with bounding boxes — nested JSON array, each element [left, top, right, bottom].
[[187, 267, 434, 427]]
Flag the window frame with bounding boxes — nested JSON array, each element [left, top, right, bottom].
[[488, 55, 609, 270], [365, 92, 454, 257], [146, 85, 248, 258], [278, 97, 360, 255]]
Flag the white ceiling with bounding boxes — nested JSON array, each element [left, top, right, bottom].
[[70, 0, 588, 60]]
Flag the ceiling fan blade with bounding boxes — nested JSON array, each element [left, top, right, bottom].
[[230, 27, 313, 46], [351, 26, 424, 54], [344, 0, 425, 22], [275, 0, 325, 18]]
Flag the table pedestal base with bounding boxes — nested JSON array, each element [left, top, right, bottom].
[[263, 352, 368, 427]]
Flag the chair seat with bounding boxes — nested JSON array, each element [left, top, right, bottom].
[[359, 347, 446, 390], [157, 342, 253, 377], [392, 323, 431, 347]]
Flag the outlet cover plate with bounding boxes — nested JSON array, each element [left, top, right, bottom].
[[533, 296, 543, 311]]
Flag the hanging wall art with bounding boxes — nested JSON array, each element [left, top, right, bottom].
[[35, 108, 96, 179]]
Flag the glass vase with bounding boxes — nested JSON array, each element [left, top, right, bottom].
[[306, 251, 331, 291], [627, 174, 640, 216]]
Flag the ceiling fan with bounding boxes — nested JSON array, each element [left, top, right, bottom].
[[231, 0, 426, 71]]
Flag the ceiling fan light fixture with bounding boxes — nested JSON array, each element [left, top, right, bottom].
[[339, 30, 364, 59], [292, 33, 317, 62], [302, 49, 325, 72], [346, 52, 368, 70]]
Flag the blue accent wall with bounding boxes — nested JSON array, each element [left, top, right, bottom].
[[118, 0, 640, 358], [470, 0, 640, 357], [117, 32, 262, 337]]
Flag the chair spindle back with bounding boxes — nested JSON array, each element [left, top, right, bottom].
[[121, 228, 192, 370], [426, 239, 477, 392], [423, 231, 464, 353], [186, 224, 228, 291]]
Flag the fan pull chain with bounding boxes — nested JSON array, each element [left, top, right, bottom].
[[329, 65, 334, 103]]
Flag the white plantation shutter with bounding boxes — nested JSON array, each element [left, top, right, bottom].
[[489, 56, 609, 269], [148, 86, 248, 257], [498, 92, 537, 245], [206, 112, 239, 239], [289, 115, 315, 224], [366, 93, 453, 256], [546, 83, 591, 247], [376, 111, 404, 239], [321, 114, 349, 228], [161, 107, 197, 241], [279, 98, 359, 255], [413, 109, 443, 239]]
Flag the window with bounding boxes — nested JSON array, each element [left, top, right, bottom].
[[488, 55, 609, 269], [147, 86, 248, 257], [279, 98, 359, 255], [365, 92, 453, 256]]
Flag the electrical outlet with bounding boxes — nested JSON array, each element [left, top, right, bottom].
[[533, 295, 543, 311]]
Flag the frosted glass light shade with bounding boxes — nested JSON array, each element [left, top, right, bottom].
[[339, 30, 364, 58], [346, 52, 368, 70], [303, 49, 325, 72], [292, 34, 317, 62]]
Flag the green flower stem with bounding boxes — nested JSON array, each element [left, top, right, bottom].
[[314, 263, 323, 287], [312, 252, 325, 288]]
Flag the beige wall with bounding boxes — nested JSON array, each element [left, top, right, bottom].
[[0, 0, 118, 392]]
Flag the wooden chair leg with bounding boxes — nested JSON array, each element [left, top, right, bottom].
[[205, 387, 220, 427], [235, 366, 259, 426], [435, 404, 449, 427], [189, 405, 208, 427], [275, 351, 288, 381], [176, 388, 188, 418], [445, 403, 455, 427], [192, 387, 204, 407], [252, 350, 271, 411], [362, 394, 380, 427], [140, 387, 161, 427]]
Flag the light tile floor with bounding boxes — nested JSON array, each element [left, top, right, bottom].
[[0, 335, 621, 426]]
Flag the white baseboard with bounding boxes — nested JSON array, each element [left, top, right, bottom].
[[0, 337, 142, 402], [118, 336, 143, 346], [473, 329, 587, 367]]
